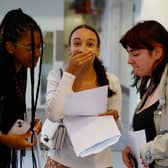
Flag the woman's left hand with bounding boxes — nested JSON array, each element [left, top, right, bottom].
[[98, 109, 119, 120], [140, 155, 149, 168]]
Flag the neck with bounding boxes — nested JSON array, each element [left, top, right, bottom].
[[73, 65, 98, 91], [78, 65, 96, 80], [15, 64, 22, 73], [14, 58, 22, 73]]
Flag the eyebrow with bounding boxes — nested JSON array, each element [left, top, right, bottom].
[[127, 48, 138, 53], [87, 38, 96, 42], [72, 38, 96, 42], [127, 48, 133, 52], [72, 38, 80, 41]]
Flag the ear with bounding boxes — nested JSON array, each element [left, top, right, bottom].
[[67, 46, 71, 55], [5, 41, 15, 54], [154, 46, 164, 60]]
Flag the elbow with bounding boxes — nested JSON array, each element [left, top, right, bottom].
[[45, 102, 63, 122]]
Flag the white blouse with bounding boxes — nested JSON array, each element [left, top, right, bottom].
[[45, 69, 122, 168]]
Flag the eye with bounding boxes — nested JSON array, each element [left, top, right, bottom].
[[130, 50, 140, 57], [132, 52, 140, 56], [132, 53, 139, 57], [87, 42, 95, 48], [73, 41, 81, 47]]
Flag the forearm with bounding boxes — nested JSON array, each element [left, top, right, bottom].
[[0, 133, 17, 147], [141, 133, 168, 166], [46, 72, 76, 121], [0, 133, 7, 144]]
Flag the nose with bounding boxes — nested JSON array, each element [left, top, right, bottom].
[[79, 44, 87, 53], [128, 55, 134, 65], [34, 48, 41, 62]]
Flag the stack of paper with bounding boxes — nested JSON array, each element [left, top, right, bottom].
[[128, 130, 146, 168], [64, 116, 121, 157], [63, 85, 121, 157]]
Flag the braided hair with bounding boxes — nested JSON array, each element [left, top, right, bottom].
[[68, 24, 115, 97], [0, 8, 43, 168], [0, 8, 43, 50]]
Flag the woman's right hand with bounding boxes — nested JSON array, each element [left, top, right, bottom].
[[65, 51, 94, 77], [0, 130, 36, 149], [122, 146, 135, 168]]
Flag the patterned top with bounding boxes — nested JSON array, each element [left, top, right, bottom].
[[140, 64, 168, 167]]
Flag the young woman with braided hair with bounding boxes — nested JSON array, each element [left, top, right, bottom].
[[0, 9, 43, 168], [44, 24, 122, 168]]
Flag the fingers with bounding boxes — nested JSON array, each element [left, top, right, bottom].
[[77, 52, 94, 65], [98, 110, 119, 120], [33, 119, 42, 134], [66, 52, 94, 77], [20, 139, 36, 149], [70, 51, 94, 66], [140, 155, 148, 168], [22, 131, 37, 148], [14, 134, 36, 149], [107, 111, 119, 120], [122, 147, 134, 168]]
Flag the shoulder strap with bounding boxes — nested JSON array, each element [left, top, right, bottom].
[[59, 68, 63, 78]]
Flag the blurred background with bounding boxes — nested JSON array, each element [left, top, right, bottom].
[[0, 0, 168, 167]]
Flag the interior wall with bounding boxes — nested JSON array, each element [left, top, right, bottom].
[[139, 0, 168, 29], [0, 0, 64, 31]]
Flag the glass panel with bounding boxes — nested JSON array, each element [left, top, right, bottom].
[[64, 0, 105, 63], [40, 31, 54, 105]]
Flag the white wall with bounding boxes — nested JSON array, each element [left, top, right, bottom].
[[101, 0, 134, 88], [139, 0, 168, 29], [101, 0, 139, 126], [119, 0, 134, 87], [0, 0, 64, 31]]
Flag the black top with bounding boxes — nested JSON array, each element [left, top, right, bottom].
[[132, 100, 159, 168], [132, 101, 159, 142], [0, 44, 27, 168]]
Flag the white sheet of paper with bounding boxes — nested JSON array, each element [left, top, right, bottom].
[[64, 85, 108, 116], [64, 116, 121, 157], [128, 130, 146, 168]]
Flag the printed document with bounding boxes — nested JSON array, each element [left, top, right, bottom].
[[64, 85, 121, 157]]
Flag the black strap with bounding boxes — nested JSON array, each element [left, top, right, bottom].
[[59, 68, 63, 78], [29, 28, 43, 168]]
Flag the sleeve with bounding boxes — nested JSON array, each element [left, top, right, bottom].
[[106, 72, 122, 130], [45, 69, 76, 121], [140, 133, 168, 166]]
